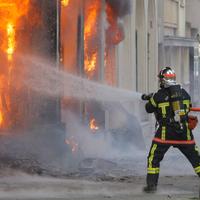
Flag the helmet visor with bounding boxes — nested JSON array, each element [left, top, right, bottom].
[[162, 75, 176, 87], [163, 71, 176, 80]]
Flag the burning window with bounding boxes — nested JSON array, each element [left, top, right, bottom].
[[60, 0, 131, 134], [0, 1, 59, 131], [84, 0, 101, 80], [0, 0, 30, 129]]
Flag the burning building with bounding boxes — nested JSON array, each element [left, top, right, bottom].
[[60, 0, 132, 132], [0, 0, 134, 131], [0, 0, 153, 170], [59, 0, 147, 154]]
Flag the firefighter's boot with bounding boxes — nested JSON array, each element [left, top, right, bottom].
[[143, 184, 157, 193], [143, 174, 158, 193]]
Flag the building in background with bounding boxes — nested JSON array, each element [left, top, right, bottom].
[[158, 0, 200, 104], [185, 0, 200, 105]]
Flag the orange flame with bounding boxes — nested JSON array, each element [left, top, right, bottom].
[[84, 52, 97, 74], [84, 2, 99, 39], [84, 0, 100, 78], [61, 0, 70, 7], [65, 136, 79, 153], [6, 23, 15, 61], [0, 0, 30, 55], [0, 112, 3, 125], [0, 0, 30, 128], [90, 118, 99, 132]]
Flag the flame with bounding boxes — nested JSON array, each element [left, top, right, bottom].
[[6, 23, 15, 61], [84, 2, 99, 39], [65, 136, 79, 153], [84, 0, 100, 78], [0, 0, 30, 128], [0, 111, 3, 125], [0, 0, 30, 57], [90, 118, 99, 132], [84, 52, 97, 74], [61, 0, 70, 7]]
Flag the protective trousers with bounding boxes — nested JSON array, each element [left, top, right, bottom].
[[146, 142, 200, 186]]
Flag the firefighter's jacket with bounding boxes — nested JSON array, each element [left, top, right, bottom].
[[145, 85, 195, 145]]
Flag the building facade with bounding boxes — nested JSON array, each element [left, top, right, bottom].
[[59, 0, 200, 132], [1, 0, 196, 140], [186, 0, 200, 105], [158, 0, 199, 104], [59, 0, 159, 131]]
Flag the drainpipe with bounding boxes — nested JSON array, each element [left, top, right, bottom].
[[56, 0, 61, 123], [56, 0, 61, 68], [77, 0, 85, 122], [99, 0, 106, 82], [77, 0, 85, 76], [99, 0, 109, 131]]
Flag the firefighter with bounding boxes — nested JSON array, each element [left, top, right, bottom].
[[142, 66, 200, 193]]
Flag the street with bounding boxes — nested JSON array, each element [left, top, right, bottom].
[[0, 169, 198, 200]]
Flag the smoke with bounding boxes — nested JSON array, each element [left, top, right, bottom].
[[3, 55, 198, 177], [106, 0, 132, 17], [64, 109, 144, 158], [15, 55, 146, 174]]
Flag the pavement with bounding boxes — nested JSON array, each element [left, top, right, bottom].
[[0, 169, 198, 200]]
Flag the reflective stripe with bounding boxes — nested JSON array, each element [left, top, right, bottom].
[[153, 137, 195, 145], [147, 167, 160, 174], [161, 126, 166, 140], [194, 166, 200, 174], [150, 97, 157, 107], [148, 144, 157, 168], [186, 122, 191, 140], [183, 100, 190, 112], [158, 102, 170, 116]]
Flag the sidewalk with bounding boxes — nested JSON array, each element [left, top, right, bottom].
[[0, 170, 198, 200]]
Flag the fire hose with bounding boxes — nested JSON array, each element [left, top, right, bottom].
[[190, 108, 200, 112]]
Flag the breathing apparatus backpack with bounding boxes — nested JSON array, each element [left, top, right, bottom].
[[168, 84, 187, 129]]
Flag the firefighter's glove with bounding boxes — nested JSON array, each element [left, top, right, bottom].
[[141, 93, 153, 101], [188, 115, 198, 130]]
